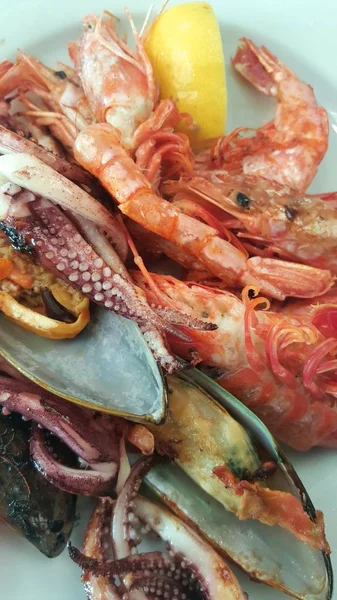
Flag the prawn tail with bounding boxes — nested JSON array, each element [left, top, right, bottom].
[[232, 38, 278, 96]]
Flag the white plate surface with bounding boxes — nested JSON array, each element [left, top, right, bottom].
[[0, 0, 336, 598]]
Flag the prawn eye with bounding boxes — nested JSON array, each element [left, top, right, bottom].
[[284, 205, 298, 220], [236, 192, 251, 209], [54, 70, 67, 80]]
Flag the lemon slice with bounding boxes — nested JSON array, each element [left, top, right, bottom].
[[145, 2, 227, 148]]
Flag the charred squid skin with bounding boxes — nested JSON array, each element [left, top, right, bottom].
[[0, 375, 119, 463], [30, 426, 118, 496]]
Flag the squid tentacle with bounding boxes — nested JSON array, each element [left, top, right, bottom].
[[30, 426, 117, 496], [0, 375, 119, 463], [82, 498, 121, 599]]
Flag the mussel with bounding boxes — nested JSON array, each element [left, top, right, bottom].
[[0, 306, 167, 423], [144, 371, 333, 600], [0, 412, 77, 557], [0, 310, 333, 598]]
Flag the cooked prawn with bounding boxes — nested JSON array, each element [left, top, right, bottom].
[[165, 173, 337, 274], [69, 10, 194, 180], [74, 122, 333, 301], [68, 11, 157, 150], [1, 14, 333, 302], [133, 270, 337, 450], [0, 12, 194, 183], [197, 38, 329, 192], [0, 52, 93, 151]]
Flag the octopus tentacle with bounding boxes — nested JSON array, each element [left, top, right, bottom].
[[82, 498, 121, 599], [139, 325, 181, 373], [70, 449, 246, 600], [128, 578, 191, 600], [127, 590, 149, 600], [30, 426, 117, 496], [83, 497, 114, 559], [0, 187, 182, 371], [68, 546, 174, 578], [26, 198, 186, 371], [134, 496, 246, 600], [29, 199, 150, 319], [69, 212, 130, 277], [28, 199, 188, 341], [112, 456, 156, 559], [0, 375, 119, 463]]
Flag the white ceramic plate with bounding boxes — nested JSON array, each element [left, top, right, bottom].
[[0, 0, 336, 598]]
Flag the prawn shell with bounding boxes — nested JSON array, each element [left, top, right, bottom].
[[145, 369, 333, 600]]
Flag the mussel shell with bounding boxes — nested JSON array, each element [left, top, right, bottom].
[[185, 369, 319, 518], [0, 307, 167, 423], [145, 462, 331, 599], [145, 369, 333, 600], [0, 413, 76, 557]]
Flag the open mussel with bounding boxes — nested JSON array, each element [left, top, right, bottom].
[[144, 371, 333, 600]]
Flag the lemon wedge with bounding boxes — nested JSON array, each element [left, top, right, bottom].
[[145, 2, 227, 148]]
